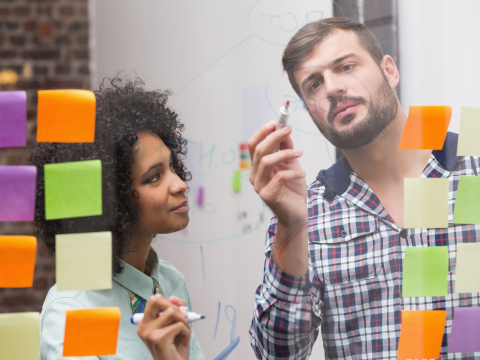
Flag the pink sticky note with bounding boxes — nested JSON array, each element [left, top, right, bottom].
[[0, 91, 27, 148], [448, 307, 480, 353], [0, 166, 37, 221]]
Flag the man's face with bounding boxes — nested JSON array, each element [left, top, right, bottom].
[[294, 30, 398, 149]]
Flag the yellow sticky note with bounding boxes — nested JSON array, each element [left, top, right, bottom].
[[56, 232, 112, 291], [64, 307, 120, 356], [37, 89, 96, 143], [404, 178, 449, 229], [457, 107, 480, 156], [0, 312, 39, 359], [455, 243, 480, 293]]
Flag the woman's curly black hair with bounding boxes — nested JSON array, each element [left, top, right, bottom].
[[28, 74, 190, 274]]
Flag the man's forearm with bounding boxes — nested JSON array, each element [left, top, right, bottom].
[[271, 220, 309, 277]]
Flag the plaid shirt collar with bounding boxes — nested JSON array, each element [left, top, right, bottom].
[[317, 131, 459, 197], [315, 132, 459, 229]]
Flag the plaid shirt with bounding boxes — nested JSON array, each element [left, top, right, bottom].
[[249, 132, 480, 359]]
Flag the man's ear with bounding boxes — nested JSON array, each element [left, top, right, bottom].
[[381, 55, 400, 89]]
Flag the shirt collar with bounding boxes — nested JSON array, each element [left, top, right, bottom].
[[317, 131, 459, 196], [113, 247, 160, 301]]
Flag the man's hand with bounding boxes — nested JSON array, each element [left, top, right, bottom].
[[248, 121, 309, 276], [137, 294, 190, 360]]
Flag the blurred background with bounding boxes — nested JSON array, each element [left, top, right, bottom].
[[1, 1, 480, 359]]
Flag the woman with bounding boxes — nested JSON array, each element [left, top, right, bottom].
[[30, 74, 204, 360]]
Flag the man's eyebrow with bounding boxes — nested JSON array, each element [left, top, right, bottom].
[[300, 53, 357, 91], [330, 53, 356, 67]]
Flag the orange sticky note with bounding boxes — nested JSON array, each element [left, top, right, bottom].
[[37, 89, 95, 142], [63, 307, 120, 356], [0, 236, 37, 288], [398, 106, 452, 150], [397, 310, 446, 359]]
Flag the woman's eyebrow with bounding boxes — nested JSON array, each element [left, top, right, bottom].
[[142, 162, 164, 177]]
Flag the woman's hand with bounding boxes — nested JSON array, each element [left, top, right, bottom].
[[137, 294, 190, 360]]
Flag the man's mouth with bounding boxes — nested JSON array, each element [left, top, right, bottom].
[[332, 101, 360, 121]]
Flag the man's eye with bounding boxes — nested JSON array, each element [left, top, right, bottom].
[[310, 81, 321, 92], [341, 64, 353, 72]]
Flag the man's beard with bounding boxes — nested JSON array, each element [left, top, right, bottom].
[[313, 71, 398, 150]]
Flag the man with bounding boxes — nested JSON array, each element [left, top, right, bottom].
[[248, 17, 480, 359]]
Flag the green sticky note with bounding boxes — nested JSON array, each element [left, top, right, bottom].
[[56, 231, 112, 291], [455, 243, 480, 293], [453, 176, 480, 224], [44, 160, 102, 220], [232, 170, 241, 193], [402, 246, 449, 297], [0, 312, 39, 359], [404, 178, 449, 229], [457, 107, 480, 156]]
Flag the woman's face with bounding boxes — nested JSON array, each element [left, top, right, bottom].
[[130, 132, 189, 236]]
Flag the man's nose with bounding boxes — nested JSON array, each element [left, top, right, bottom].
[[324, 72, 347, 99]]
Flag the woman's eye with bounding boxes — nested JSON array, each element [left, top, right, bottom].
[[148, 173, 160, 183], [341, 64, 353, 72]]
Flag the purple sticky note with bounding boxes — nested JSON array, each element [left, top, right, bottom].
[[0, 166, 37, 221], [197, 186, 204, 206], [448, 307, 480, 353], [0, 91, 27, 148]]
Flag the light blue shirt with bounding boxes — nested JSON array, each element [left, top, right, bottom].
[[40, 248, 204, 360]]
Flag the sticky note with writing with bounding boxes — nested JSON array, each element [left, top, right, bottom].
[[37, 89, 96, 142], [0, 312, 39, 359], [397, 310, 446, 359], [0, 236, 36, 288], [457, 107, 480, 156], [0, 165, 37, 221], [448, 307, 480, 353], [455, 243, 480, 293], [402, 246, 448, 297], [398, 106, 451, 150], [453, 176, 480, 224], [403, 178, 449, 229], [0, 91, 26, 148], [63, 307, 120, 356], [44, 160, 102, 220], [56, 232, 112, 291]]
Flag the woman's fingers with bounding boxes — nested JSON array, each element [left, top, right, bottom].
[[142, 294, 171, 322]]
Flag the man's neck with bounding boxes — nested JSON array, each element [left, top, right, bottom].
[[342, 107, 432, 186]]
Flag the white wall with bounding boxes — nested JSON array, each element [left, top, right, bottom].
[[398, 0, 480, 132], [91, 1, 333, 359]]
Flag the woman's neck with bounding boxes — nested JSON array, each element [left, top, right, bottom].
[[120, 231, 154, 274]]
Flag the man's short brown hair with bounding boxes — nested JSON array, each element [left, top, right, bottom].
[[282, 17, 385, 96]]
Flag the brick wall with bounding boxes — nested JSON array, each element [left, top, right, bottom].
[[0, 0, 90, 313]]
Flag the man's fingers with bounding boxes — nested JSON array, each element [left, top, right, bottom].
[[247, 121, 276, 160], [259, 169, 306, 199], [254, 149, 303, 192], [252, 127, 293, 168]]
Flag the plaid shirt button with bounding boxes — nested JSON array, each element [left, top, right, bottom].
[[340, 230, 347, 237], [400, 229, 407, 238]]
